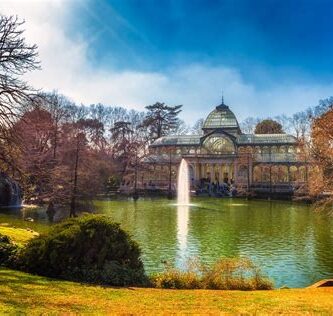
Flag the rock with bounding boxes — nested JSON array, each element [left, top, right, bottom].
[[0, 172, 22, 207]]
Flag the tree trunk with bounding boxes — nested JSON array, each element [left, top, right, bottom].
[[70, 138, 80, 217], [53, 122, 58, 160]]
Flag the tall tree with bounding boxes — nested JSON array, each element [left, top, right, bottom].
[[14, 108, 54, 201], [254, 119, 284, 134], [290, 111, 309, 141], [140, 102, 182, 141], [310, 107, 333, 213], [274, 114, 292, 134], [61, 117, 106, 217], [110, 121, 134, 177], [38, 91, 71, 159], [240, 117, 260, 134], [0, 15, 39, 171], [191, 118, 204, 135]]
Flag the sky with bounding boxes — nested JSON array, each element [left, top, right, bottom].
[[1, 0, 333, 123]]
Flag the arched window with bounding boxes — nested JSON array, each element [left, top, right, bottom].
[[203, 135, 235, 154], [271, 166, 279, 183], [253, 166, 262, 182], [278, 166, 288, 182], [262, 166, 270, 182], [299, 166, 306, 182], [289, 166, 298, 182]]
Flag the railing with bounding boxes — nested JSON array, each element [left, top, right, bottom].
[[249, 182, 308, 193], [254, 153, 299, 163]]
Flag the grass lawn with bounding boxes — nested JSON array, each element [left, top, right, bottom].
[[0, 226, 38, 245], [0, 222, 332, 314], [0, 268, 331, 315]]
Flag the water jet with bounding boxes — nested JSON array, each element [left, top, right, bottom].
[[177, 159, 190, 205]]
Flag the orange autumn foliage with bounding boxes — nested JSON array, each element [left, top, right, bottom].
[[310, 108, 333, 212]]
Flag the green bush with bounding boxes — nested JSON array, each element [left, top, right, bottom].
[[0, 233, 20, 266], [17, 215, 148, 286], [151, 257, 273, 290]]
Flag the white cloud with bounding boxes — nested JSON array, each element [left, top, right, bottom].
[[1, 0, 332, 124]]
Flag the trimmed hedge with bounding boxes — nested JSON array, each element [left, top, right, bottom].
[[17, 215, 148, 286]]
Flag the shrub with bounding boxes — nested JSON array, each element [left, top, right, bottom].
[[0, 233, 20, 266], [17, 215, 148, 286], [151, 259, 201, 289], [152, 269, 200, 289], [151, 257, 273, 290], [201, 257, 273, 290]]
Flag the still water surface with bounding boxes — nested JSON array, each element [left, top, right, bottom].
[[2, 198, 333, 288]]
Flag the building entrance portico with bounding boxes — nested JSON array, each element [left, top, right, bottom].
[[187, 159, 235, 185]]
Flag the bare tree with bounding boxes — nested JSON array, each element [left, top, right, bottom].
[[240, 117, 260, 134], [274, 114, 292, 134], [0, 15, 39, 175], [39, 91, 71, 159], [191, 118, 204, 135], [290, 111, 309, 141], [0, 15, 39, 129]]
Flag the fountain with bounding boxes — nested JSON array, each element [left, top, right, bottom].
[[175, 159, 191, 266], [177, 159, 190, 205]]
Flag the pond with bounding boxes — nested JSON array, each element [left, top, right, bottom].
[[2, 198, 333, 288]]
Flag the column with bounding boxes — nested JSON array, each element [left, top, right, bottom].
[[233, 160, 238, 184], [287, 165, 290, 183], [195, 163, 200, 182], [218, 163, 223, 183], [227, 163, 231, 179], [219, 163, 223, 183], [209, 163, 214, 181]]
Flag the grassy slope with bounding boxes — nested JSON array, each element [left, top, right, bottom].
[[0, 268, 332, 315], [0, 226, 38, 245]]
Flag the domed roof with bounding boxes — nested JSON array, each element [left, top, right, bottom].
[[203, 102, 240, 130]]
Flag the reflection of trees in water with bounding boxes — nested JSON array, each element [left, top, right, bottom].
[[94, 199, 333, 286], [189, 200, 241, 262], [189, 199, 333, 287], [95, 200, 178, 272], [312, 214, 333, 277]]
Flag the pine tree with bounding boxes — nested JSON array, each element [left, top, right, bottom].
[[140, 102, 182, 141]]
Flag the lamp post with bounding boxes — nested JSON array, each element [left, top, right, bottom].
[[133, 146, 139, 201], [167, 149, 172, 199]]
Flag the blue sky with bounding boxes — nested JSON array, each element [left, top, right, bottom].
[[2, 0, 333, 123], [75, 0, 333, 82]]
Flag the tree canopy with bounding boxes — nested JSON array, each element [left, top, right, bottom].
[[254, 119, 284, 134], [140, 102, 182, 141]]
